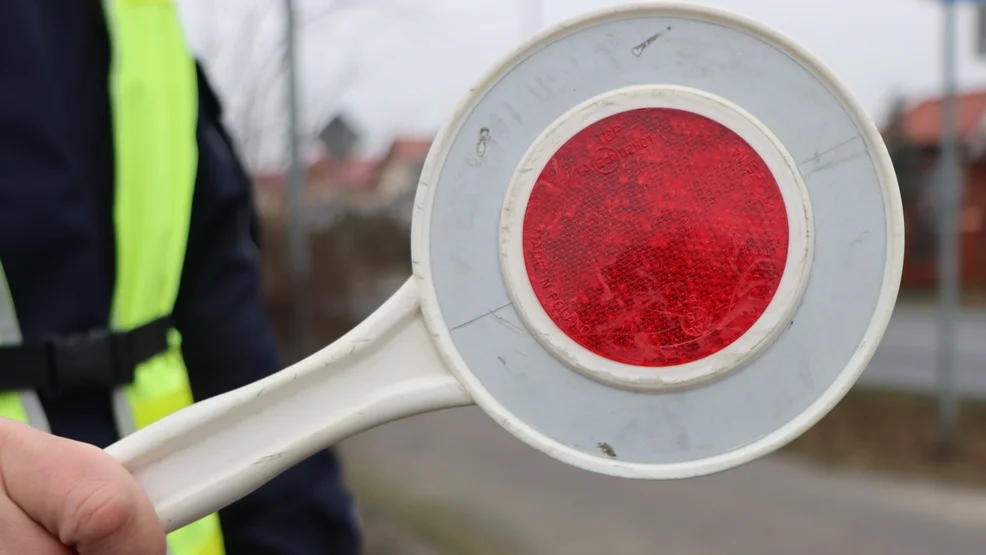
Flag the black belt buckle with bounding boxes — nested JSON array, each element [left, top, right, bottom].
[[48, 329, 135, 394]]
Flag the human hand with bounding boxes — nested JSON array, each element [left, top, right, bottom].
[[0, 417, 165, 555]]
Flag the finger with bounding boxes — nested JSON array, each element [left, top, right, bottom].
[[0, 418, 166, 555], [0, 480, 70, 555]]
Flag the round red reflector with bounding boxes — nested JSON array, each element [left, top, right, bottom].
[[521, 108, 789, 367]]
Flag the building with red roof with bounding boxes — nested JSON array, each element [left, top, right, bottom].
[[882, 89, 986, 289]]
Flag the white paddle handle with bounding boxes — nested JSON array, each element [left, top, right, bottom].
[[104, 278, 472, 532]]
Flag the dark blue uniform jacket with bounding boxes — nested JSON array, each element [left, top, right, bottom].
[[0, 2, 360, 553]]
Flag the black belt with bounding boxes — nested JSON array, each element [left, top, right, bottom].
[[0, 316, 173, 395]]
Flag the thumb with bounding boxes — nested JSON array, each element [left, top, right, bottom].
[[0, 417, 166, 555]]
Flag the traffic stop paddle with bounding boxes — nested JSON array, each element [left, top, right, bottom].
[[105, 2, 905, 533]]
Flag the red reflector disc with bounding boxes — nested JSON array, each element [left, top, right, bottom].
[[522, 108, 789, 367]]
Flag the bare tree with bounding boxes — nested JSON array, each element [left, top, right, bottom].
[[191, 0, 431, 174]]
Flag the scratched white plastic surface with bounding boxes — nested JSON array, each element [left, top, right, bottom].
[[105, 279, 471, 532], [418, 3, 901, 473], [102, 2, 903, 531]]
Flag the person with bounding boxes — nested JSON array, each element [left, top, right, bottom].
[[0, 1, 361, 554], [0, 417, 167, 555]]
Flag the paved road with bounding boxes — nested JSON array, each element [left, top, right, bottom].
[[341, 304, 986, 554], [342, 406, 986, 555], [861, 304, 986, 396]]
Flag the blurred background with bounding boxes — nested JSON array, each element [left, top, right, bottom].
[[176, 1, 986, 553]]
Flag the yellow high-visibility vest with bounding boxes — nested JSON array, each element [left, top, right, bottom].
[[0, 0, 225, 553]]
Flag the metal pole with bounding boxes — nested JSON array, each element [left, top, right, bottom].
[[284, 0, 312, 361], [937, 0, 961, 455]]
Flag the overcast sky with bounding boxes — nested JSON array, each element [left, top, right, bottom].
[[176, 0, 986, 168]]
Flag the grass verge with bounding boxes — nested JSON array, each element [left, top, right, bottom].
[[896, 289, 986, 308], [782, 387, 986, 488]]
